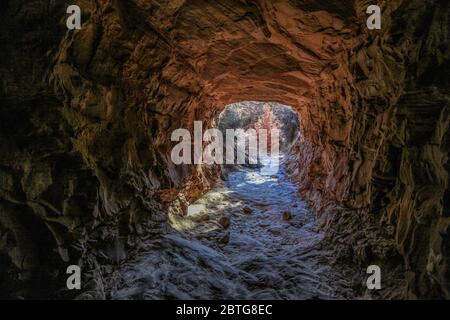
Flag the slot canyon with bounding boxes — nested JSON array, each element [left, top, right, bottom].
[[0, 0, 449, 300]]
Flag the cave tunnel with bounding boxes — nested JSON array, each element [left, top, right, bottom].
[[0, 0, 449, 301]]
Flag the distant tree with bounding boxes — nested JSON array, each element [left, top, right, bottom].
[[254, 103, 279, 152]]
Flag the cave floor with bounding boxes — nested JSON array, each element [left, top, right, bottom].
[[112, 157, 356, 299]]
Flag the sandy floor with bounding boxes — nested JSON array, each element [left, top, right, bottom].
[[112, 157, 355, 299]]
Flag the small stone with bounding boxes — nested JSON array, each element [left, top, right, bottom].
[[242, 206, 253, 215], [282, 211, 292, 221], [269, 228, 281, 236], [218, 216, 230, 229], [218, 234, 230, 245]]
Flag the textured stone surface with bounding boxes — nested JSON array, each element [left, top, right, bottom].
[[0, 0, 448, 298]]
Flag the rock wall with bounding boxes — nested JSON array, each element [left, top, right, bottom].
[[320, 0, 449, 298], [286, 0, 450, 298], [0, 0, 448, 298]]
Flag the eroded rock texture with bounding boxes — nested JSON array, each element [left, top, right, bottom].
[[0, 0, 449, 298]]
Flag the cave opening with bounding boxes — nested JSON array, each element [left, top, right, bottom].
[[217, 101, 300, 157], [169, 100, 304, 228]]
